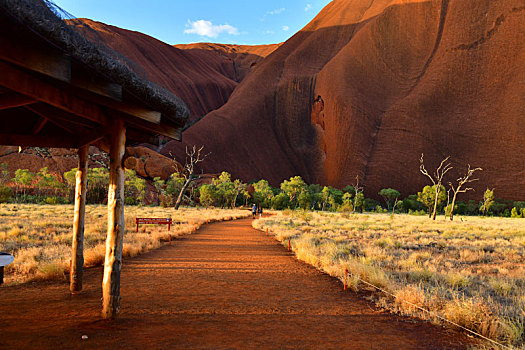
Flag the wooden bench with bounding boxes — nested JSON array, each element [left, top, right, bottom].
[[0, 252, 14, 285], [135, 218, 172, 233]]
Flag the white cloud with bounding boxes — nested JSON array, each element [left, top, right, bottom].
[[267, 8, 285, 15], [282, 25, 289, 31], [264, 29, 275, 35], [305, 4, 312, 11], [184, 20, 239, 38]]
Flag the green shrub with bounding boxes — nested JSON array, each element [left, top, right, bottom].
[[272, 192, 290, 210], [511, 207, 523, 218], [0, 186, 12, 203]]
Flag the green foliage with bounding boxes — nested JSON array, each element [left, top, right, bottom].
[[480, 188, 495, 215], [363, 198, 379, 211], [375, 205, 388, 213], [253, 180, 274, 208], [354, 192, 365, 212], [212, 172, 235, 208], [401, 195, 424, 213], [280, 176, 307, 208], [510, 207, 522, 218], [165, 173, 185, 196], [320, 186, 343, 211], [199, 184, 217, 207], [13, 169, 35, 186], [42, 196, 67, 205], [85, 167, 109, 204], [297, 190, 313, 210], [124, 169, 146, 205], [378, 188, 401, 210], [338, 192, 354, 212], [343, 185, 356, 196], [513, 201, 525, 210], [272, 192, 290, 210], [417, 185, 446, 216], [63, 168, 77, 188], [0, 185, 12, 203]]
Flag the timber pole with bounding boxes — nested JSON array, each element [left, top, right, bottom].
[[102, 119, 126, 319], [70, 145, 89, 293]]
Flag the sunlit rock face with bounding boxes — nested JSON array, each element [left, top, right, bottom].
[[167, 0, 525, 199]]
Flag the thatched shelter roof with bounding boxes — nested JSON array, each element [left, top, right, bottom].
[[0, 0, 189, 144]]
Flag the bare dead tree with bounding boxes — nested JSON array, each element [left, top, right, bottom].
[[448, 164, 482, 221], [352, 175, 364, 213], [174, 145, 210, 210], [445, 188, 451, 221], [392, 197, 400, 214], [419, 154, 452, 220]]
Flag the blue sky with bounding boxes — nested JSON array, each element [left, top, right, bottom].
[[52, 0, 332, 45]]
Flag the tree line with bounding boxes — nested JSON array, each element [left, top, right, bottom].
[[0, 162, 524, 218]]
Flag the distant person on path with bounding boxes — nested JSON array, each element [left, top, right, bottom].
[[258, 206, 263, 218], [252, 204, 257, 219]]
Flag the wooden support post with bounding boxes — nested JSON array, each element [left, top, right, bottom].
[[102, 119, 126, 319], [344, 268, 348, 291], [0, 266, 4, 285], [70, 146, 88, 293]]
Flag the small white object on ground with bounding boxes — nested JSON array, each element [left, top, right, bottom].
[[82, 335, 88, 340]]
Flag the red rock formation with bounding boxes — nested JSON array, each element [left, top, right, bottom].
[[174, 43, 281, 83], [165, 0, 525, 200], [69, 19, 279, 122]]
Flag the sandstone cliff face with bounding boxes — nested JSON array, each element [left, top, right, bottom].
[[69, 19, 278, 122], [166, 0, 525, 199], [173, 43, 281, 83]]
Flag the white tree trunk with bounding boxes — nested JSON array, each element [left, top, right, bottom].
[[70, 146, 88, 293], [102, 120, 126, 319]]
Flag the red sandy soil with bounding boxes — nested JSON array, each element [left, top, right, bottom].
[[166, 0, 525, 200], [0, 219, 476, 349]]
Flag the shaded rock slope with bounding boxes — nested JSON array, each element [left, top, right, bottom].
[[70, 19, 279, 122], [164, 0, 525, 199]]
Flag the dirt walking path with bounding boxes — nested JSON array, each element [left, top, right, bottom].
[[0, 218, 474, 349]]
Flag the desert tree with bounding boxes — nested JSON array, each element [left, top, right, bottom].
[[419, 154, 452, 220], [174, 145, 210, 210], [417, 185, 446, 217], [448, 165, 482, 221], [280, 176, 307, 208], [231, 179, 247, 208], [378, 188, 400, 211], [351, 175, 364, 213], [480, 188, 495, 216], [253, 180, 274, 208]]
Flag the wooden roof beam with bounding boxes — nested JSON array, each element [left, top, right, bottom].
[[26, 103, 95, 129], [125, 117, 182, 141], [0, 133, 78, 148], [78, 127, 108, 148], [1, 61, 162, 126], [1, 60, 108, 126], [31, 117, 48, 135], [0, 92, 35, 110], [26, 104, 76, 134]]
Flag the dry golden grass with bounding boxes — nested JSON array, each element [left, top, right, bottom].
[[0, 204, 249, 285], [254, 211, 525, 348]]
